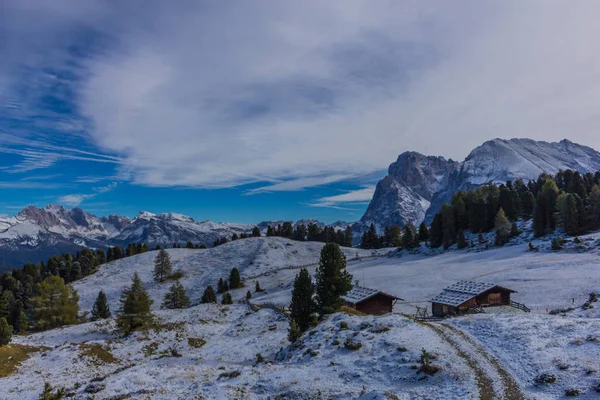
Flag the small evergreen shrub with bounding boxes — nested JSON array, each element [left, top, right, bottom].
[[39, 382, 65, 400], [551, 237, 564, 251], [418, 348, 440, 375], [256, 353, 264, 364], [564, 388, 580, 396], [344, 338, 362, 351], [535, 373, 556, 384], [339, 321, 348, 330]]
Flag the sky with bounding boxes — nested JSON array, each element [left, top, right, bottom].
[[2, 1, 600, 224]]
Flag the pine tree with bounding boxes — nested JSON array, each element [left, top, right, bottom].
[[116, 272, 154, 336], [289, 268, 316, 332], [533, 179, 559, 237], [246, 290, 252, 300], [510, 222, 520, 237], [288, 319, 301, 343], [221, 292, 233, 305], [266, 225, 275, 237], [162, 281, 191, 309], [315, 243, 353, 314], [456, 229, 467, 249], [31, 276, 79, 331], [201, 286, 217, 304], [0, 317, 12, 346], [255, 280, 262, 293], [343, 226, 353, 247], [494, 208, 511, 246], [229, 267, 242, 289], [520, 190, 535, 220], [91, 290, 111, 321], [0, 289, 13, 321], [418, 222, 429, 243], [251, 226, 261, 237], [153, 249, 173, 282]]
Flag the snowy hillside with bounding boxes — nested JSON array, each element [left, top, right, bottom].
[[1, 236, 599, 398], [359, 138, 600, 232], [0, 205, 253, 270]]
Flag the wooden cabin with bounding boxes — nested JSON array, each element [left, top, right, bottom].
[[431, 281, 516, 317], [342, 286, 402, 315]]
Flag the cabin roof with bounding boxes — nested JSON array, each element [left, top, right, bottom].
[[431, 280, 516, 307], [342, 286, 403, 305]]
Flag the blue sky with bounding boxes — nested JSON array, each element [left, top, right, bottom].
[[2, 1, 600, 223]]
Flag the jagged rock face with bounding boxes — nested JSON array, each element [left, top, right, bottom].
[[359, 138, 600, 232], [357, 152, 459, 231]]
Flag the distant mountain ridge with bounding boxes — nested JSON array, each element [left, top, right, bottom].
[[357, 138, 600, 232], [0, 206, 253, 270]]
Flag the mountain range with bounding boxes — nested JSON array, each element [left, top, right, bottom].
[[2, 138, 600, 269], [356, 138, 600, 232]]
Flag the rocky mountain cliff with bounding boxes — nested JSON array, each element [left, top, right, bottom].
[[0, 206, 252, 270], [358, 138, 600, 232]]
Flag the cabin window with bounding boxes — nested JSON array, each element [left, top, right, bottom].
[[488, 293, 501, 305]]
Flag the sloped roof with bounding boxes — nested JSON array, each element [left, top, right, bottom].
[[342, 286, 402, 305], [431, 280, 515, 307]]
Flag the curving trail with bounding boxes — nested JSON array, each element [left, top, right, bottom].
[[422, 320, 526, 400]]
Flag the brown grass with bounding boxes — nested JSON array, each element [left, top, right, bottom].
[[0, 344, 50, 377], [339, 306, 366, 316], [79, 343, 118, 365], [187, 338, 206, 348]]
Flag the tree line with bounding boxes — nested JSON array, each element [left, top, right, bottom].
[[0, 242, 152, 342]]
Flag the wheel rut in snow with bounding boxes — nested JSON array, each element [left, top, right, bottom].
[[423, 321, 525, 400]]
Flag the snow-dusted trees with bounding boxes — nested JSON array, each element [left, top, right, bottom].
[[289, 268, 316, 332], [315, 243, 353, 314], [91, 290, 111, 320], [163, 281, 191, 309], [31, 276, 79, 331], [116, 272, 154, 336], [153, 249, 173, 282]]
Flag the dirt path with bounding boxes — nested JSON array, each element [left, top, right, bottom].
[[421, 320, 526, 400]]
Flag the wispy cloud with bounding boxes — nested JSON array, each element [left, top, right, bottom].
[[246, 175, 355, 195], [56, 182, 118, 207], [308, 186, 375, 209], [3, 1, 600, 192]]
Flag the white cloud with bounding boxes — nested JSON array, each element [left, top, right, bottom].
[[309, 186, 376, 209], [57, 194, 93, 207], [247, 175, 356, 194], [4, 1, 600, 190]]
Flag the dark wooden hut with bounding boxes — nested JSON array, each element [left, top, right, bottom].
[[431, 281, 517, 317], [342, 286, 402, 315]]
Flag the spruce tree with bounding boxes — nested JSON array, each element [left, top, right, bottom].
[[343, 226, 353, 247], [116, 272, 153, 336], [290, 268, 316, 332], [520, 191, 535, 220], [255, 280, 262, 293], [229, 267, 242, 289], [153, 249, 173, 282], [510, 222, 520, 237], [91, 290, 111, 321], [315, 243, 353, 314], [32, 276, 79, 331], [162, 281, 191, 309], [252, 226, 261, 237], [221, 292, 233, 305], [402, 223, 415, 249], [201, 286, 217, 304], [441, 204, 456, 249], [0, 317, 12, 346], [246, 290, 252, 300]]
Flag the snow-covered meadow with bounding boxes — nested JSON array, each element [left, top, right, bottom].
[[0, 236, 599, 399]]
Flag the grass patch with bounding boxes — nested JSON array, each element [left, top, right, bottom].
[[187, 337, 206, 348], [0, 344, 50, 377], [142, 342, 159, 357], [339, 306, 366, 316], [79, 343, 118, 365]]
